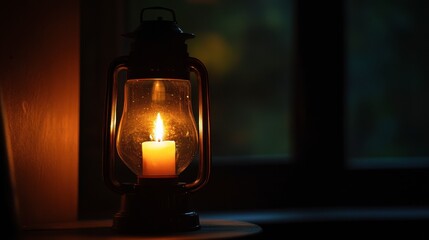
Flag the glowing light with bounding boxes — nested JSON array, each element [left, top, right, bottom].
[[154, 112, 164, 142]]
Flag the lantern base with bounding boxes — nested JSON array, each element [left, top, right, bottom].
[[112, 178, 200, 233]]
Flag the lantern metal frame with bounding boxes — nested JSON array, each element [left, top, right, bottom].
[[102, 7, 211, 233]]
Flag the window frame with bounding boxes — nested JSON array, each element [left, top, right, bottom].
[[195, 0, 429, 211]]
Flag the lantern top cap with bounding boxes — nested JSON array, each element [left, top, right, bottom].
[[123, 6, 195, 40]]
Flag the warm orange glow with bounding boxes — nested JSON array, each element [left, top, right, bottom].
[[153, 112, 164, 142], [0, 0, 79, 225], [142, 113, 176, 177]]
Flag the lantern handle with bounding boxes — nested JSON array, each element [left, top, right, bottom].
[[103, 56, 134, 194], [140, 7, 177, 23], [185, 57, 211, 193]]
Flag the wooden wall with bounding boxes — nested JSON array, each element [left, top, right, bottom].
[[0, 1, 79, 227]]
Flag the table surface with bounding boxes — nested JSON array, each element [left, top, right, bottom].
[[19, 218, 262, 240]]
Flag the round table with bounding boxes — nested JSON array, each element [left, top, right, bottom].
[[20, 218, 262, 240]]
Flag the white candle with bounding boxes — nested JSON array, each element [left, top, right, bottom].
[[141, 113, 176, 178]]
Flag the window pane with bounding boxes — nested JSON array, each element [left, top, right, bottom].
[[347, 0, 429, 168], [125, 0, 293, 159]]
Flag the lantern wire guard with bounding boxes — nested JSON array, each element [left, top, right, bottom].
[[103, 7, 211, 233]]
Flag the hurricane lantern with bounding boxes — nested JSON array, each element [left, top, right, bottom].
[[103, 7, 211, 233]]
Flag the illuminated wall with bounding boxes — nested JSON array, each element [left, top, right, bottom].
[[0, 1, 79, 226]]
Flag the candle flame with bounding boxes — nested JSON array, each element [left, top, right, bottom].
[[154, 113, 164, 142]]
